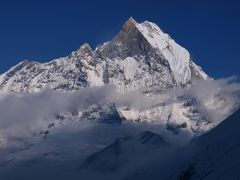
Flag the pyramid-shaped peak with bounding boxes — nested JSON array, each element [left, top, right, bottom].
[[126, 17, 137, 24], [121, 17, 138, 32], [116, 17, 165, 42]]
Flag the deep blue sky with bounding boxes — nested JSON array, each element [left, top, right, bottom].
[[0, 0, 239, 78]]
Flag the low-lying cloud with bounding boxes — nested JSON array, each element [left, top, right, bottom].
[[0, 77, 239, 146], [169, 76, 240, 122]]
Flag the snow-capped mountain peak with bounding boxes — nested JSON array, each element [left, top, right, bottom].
[[99, 17, 207, 85], [0, 17, 207, 94], [0, 17, 214, 137]]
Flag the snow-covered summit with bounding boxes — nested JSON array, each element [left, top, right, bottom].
[[0, 17, 207, 93]]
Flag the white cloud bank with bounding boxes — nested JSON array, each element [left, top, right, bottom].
[[0, 77, 239, 148], [0, 77, 239, 179]]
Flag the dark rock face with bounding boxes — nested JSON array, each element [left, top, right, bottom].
[[98, 104, 122, 124], [113, 17, 152, 58]]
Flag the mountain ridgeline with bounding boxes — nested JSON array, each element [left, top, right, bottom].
[[0, 17, 207, 93]]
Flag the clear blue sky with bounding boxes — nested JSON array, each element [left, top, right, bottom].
[[0, 0, 239, 78]]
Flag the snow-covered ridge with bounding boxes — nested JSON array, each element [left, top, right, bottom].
[[136, 20, 191, 83], [0, 17, 207, 94]]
